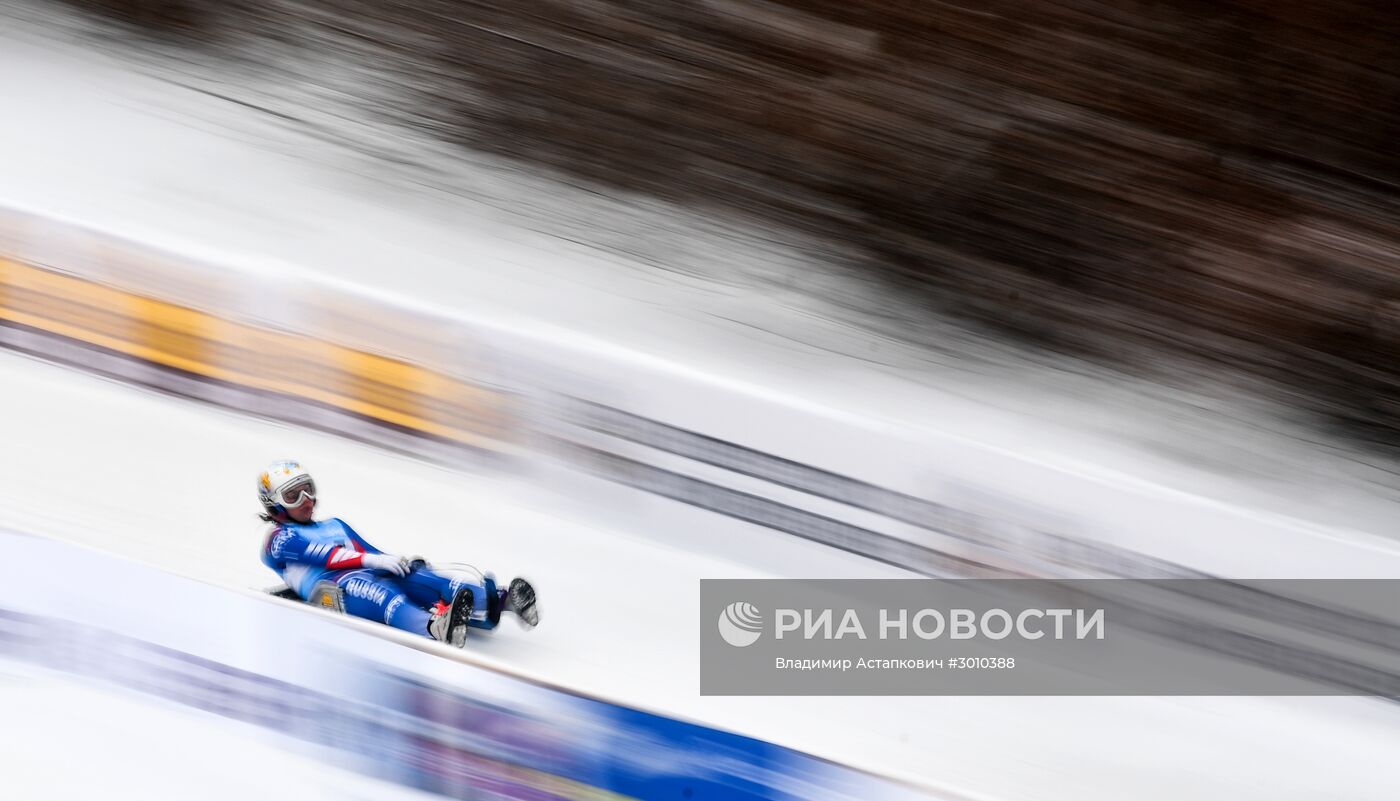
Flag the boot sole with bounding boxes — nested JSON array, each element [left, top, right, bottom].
[[508, 579, 538, 628], [448, 587, 475, 647]]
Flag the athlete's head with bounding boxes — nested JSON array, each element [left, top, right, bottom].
[[258, 460, 317, 524]]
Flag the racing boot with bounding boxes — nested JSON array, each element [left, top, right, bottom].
[[505, 577, 539, 628], [427, 587, 474, 647]]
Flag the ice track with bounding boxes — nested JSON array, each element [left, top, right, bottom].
[[3, 349, 1400, 801]]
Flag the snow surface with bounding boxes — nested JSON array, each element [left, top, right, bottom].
[[5, 0, 1400, 544]]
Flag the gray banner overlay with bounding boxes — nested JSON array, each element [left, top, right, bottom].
[[701, 580, 1400, 695]]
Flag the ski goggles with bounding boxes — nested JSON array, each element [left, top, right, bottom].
[[272, 476, 317, 508]]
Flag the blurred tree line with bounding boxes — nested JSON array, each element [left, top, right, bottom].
[[69, 0, 1400, 445]]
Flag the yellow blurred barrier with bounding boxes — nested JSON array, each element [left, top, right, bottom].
[[0, 257, 512, 451]]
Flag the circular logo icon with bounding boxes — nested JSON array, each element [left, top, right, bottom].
[[717, 601, 763, 647]]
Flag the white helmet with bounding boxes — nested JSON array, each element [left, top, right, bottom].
[[258, 460, 317, 518]]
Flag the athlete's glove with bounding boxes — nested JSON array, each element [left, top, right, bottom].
[[361, 553, 411, 577]]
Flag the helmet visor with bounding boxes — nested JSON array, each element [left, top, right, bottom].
[[274, 475, 316, 508]]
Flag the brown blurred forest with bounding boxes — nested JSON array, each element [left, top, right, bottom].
[[67, 0, 1400, 444]]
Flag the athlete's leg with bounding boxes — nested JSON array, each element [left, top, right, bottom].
[[469, 574, 501, 630], [399, 565, 459, 606], [400, 565, 481, 600], [335, 570, 432, 638], [402, 567, 504, 629]]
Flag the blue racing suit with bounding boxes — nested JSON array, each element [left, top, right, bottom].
[[261, 518, 502, 638]]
